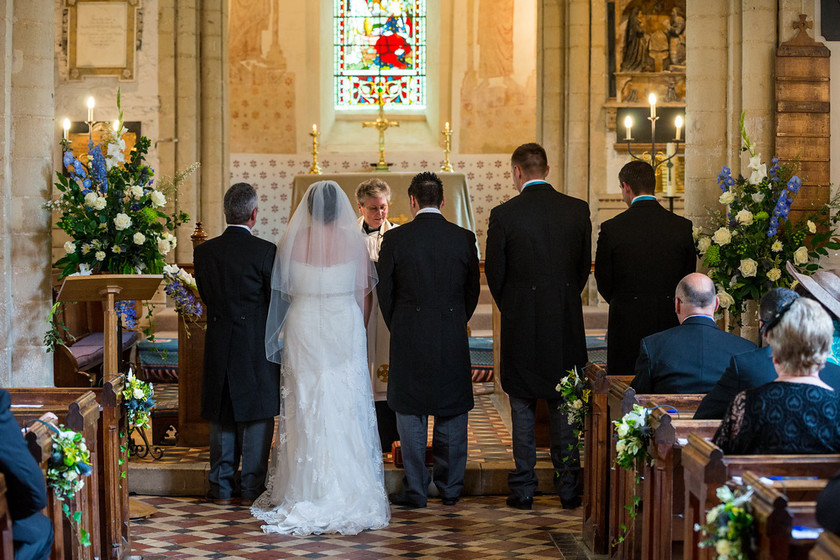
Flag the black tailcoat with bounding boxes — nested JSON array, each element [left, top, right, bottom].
[[193, 226, 280, 422], [630, 316, 756, 394], [694, 345, 840, 419], [595, 198, 696, 374], [485, 182, 591, 399], [376, 212, 480, 417]]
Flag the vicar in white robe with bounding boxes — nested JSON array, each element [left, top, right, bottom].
[[356, 178, 400, 452]]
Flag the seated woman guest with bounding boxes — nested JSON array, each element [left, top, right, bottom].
[[713, 295, 840, 454]]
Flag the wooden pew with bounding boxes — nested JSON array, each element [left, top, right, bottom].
[[0, 473, 12, 560], [682, 433, 840, 560], [582, 366, 633, 554], [10, 391, 101, 560], [606, 380, 704, 560], [641, 409, 720, 560], [8, 383, 130, 560], [810, 531, 840, 559], [743, 471, 826, 560]]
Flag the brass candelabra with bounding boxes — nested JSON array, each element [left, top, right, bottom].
[[309, 124, 322, 175]]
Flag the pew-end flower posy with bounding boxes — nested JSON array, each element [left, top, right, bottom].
[[163, 264, 204, 323], [695, 484, 754, 560], [44, 423, 93, 547], [123, 371, 155, 429], [694, 113, 840, 326]]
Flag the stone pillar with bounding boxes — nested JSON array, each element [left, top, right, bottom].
[[563, 0, 590, 201], [740, 1, 777, 158], [0, 0, 54, 387], [539, 0, 564, 185]]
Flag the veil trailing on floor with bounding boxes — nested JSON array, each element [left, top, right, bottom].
[[265, 180, 378, 364]]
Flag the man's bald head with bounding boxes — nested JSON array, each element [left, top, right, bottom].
[[675, 273, 718, 322]]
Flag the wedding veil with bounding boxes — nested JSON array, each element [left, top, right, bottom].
[[265, 181, 378, 364]]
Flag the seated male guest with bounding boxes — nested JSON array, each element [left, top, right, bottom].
[[817, 469, 840, 535], [0, 389, 54, 560], [695, 286, 840, 419], [631, 272, 756, 394], [713, 296, 840, 454]]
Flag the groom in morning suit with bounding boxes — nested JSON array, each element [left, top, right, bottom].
[[377, 171, 480, 508], [485, 142, 591, 510], [193, 183, 280, 506]]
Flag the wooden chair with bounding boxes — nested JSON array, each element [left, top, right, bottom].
[[810, 531, 840, 559], [681, 433, 840, 560]]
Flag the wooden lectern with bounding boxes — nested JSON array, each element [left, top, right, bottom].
[[57, 275, 163, 379]]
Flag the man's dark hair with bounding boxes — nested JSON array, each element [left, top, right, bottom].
[[224, 183, 258, 224], [307, 181, 339, 223], [408, 171, 444, 208], [618, 160, 656, 195], [511, 143, 548, 178]]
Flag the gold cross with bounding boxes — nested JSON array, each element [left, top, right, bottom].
[[362, 89, 399, 172]]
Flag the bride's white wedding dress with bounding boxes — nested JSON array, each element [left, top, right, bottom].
[[251, 260, 390, 536]]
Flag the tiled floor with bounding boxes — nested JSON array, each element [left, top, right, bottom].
[[131, 495, 583, 559]]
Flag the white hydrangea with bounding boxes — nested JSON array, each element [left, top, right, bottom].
[[64, 241, 76, 254], [95, 250, 106, 261], [767, 268, 781, 282]]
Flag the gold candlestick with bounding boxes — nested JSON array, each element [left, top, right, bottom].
[[441, 121, 453, 172], [309, 124, 322, 174]]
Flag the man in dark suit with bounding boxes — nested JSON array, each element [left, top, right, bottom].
[[631, 273, 756, 394], [817, 469, 840, 535], [694, 287, 840, 419], [0, 389, 53, 560], [595, 160, 696, 374], [377, 171, 480, 509], [485, 143, 591, 510], [193, 182, 280, 506]]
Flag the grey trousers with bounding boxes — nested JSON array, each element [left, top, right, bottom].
[[208, 416, 274, 501], [508, 395, 581, 501], [395, 411, 468, 505]]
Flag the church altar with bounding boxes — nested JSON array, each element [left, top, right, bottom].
[[292, 172, 476, 232]]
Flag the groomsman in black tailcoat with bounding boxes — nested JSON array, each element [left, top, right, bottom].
[[193, 183, 280, 506], [595, 160, 696, 374], [377, 171, 480, 508], [0, 389, 54, 560], [485, 142, 591, 510]]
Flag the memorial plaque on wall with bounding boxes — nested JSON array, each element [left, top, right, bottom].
[[66, 0, 138, 80], [822, 0, 840, 41]]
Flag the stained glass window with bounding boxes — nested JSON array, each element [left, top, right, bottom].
[[334, 0, 426, 111]]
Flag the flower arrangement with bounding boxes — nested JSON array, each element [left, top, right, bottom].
[[695, 484, 755, 560], [555, 367, 591, 462], [122, 371, 155, 429], [42, 422, 93, 548], [694, 113, 840, 326], [47, 90, 193, 278], [611, 404, 657, 546], [162, 264, 204, 325]]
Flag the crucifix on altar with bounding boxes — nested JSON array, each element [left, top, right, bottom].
[[362, 88, 399, 172]]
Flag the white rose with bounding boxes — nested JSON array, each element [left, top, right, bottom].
[[616, 423, 629, 438], [64, 241, 76, 254], [133, 388, 144, 400], [715, 539, 732, 556], [65, 470, 78, 481], [793, 246, 809, 265], [808, 220, 817, 234], [739, 258, 758, 278], [771, 240, 783, 252], [697, 237, 711, 254], [95, 250, 106, 261], [113, 213, 132, 231], [717, 290, 735, 309], [151, 190, 167, 208], [157, 238, 172, 255], [131, 185, 144, 198], [692, 226, 703, 240], [712, 227, 732, 246], [84, 192, 98, 206], [92, 196, 107, 211], [751, 192, 765, 203], [133, 232, 146, 245], [735, 209, 753, 225], [572, 400, 583, 410], [767, 268, 781, 282], [719, 191, 735, 205]]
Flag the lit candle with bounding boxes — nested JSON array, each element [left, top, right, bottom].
[[86, 96, 95, 122], [62, 118, 71, 140], [648, 93, 657, 120], [445, 121, 451, 132], [112, 120, 120, 132], [624, 115, 633, 140], [674, 115, 683, 141], [312, 123, 317, 135], [666, 142, 677, 196]]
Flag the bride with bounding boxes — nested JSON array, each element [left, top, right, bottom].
[[252, 181, 390, 535]]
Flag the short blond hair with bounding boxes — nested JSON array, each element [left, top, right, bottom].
[[767, 297, 833, 375], [355, 178, 391, 205]]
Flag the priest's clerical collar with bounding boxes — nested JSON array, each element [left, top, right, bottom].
[[631, 194, 657, 204], [416, 206, 442, 216], [362, 222, 382, 234], [228, 223, 252, 233], [521, 179, 548, 190]]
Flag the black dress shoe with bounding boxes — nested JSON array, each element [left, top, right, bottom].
[[389, 492, 425, 508], [441, 496, 459, 506], [506, 495, 533, 510], [562, 496, 582, 510]]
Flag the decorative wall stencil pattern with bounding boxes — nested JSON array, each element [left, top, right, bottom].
[[230, 154, 520, 250]]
